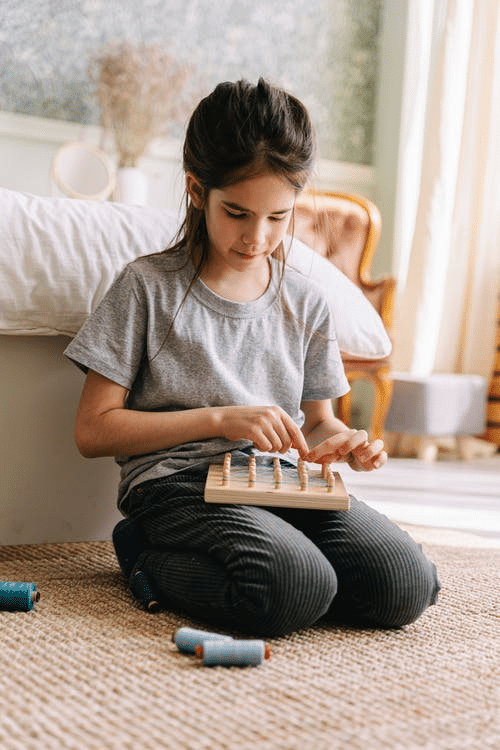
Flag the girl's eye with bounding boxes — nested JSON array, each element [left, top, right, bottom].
[[225, 210, 247, 219], [224, 208, 289, 222]]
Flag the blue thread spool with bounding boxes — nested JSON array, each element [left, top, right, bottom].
[[0, 582, 40, 612], [129, 570, 160, 613], [173, 627, 233, 653], [195, 639, 271, 667]]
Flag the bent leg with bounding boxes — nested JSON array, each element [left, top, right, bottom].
[[273, 496, 440, 629], [121, 471, 337, 636]]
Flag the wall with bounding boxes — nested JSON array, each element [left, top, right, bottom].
[[0, 0, 381, 166], [0, 110, 375, 205], [0, 0, 383, 203]]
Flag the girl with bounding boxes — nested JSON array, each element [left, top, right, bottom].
[[65, 79, 439, 637]]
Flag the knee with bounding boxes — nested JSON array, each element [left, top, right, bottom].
[[395, 545, 441, 626], [351, 541, 440, 629], [237, 540, 338, 637]]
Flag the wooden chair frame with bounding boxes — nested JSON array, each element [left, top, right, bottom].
[[293, 190, 396, 440]]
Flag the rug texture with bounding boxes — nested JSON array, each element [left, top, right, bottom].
[[0, 525, 498, 750]]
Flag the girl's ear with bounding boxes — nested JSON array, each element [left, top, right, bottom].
[[186, 173, 206, 209]]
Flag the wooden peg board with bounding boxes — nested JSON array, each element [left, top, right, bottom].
[[204, 456, 350, 510]]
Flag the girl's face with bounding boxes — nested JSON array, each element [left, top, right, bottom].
[[187, 171, 296, 280]]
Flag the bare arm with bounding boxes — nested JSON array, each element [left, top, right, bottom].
[[74, 370, 310, 459], [301, 399, 387, 472]]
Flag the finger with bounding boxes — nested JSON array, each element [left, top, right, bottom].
[[293, 431, 310, 458], [331, 435, 372, 467], [368, 445, 388, 469], [252, 436, 273, 452], [372, 450, 388, 469], [306, 430, 359, 463], [340, 430, 369, 456], [352, 438, 385, 464], [248, 408, 285, 452], [351, 445, 388, 471], [255, 427, 290, 453], [279, 412, 310, 457], [252, 430, 282, 454], [261, 431, 292, 454], [310, 451, 346, 465], [251, 408, 302, 455], [270, 419, 295, 454], [306, 446, 339, 464]]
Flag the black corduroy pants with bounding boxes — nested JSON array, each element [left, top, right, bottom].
[[119, 469, 440, 637]]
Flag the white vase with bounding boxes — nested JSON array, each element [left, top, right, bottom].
[[114, 167, 148, 206]]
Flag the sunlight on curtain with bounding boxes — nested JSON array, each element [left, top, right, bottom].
[[392, 0, 500, 380]]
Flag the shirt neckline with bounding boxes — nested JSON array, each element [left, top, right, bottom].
[[186, 255, 282, 319]]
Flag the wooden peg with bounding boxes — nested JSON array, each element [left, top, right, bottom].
[[222, 452, 231, 486], [273, 457, 282, 489], [298, 458, 308, 490], [326, 469, 335, 492], [248, 455, 256, 487]]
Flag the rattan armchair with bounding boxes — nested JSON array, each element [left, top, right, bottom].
[[292, 190, 396, 440]]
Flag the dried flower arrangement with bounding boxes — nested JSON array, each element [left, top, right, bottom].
[[89, 42, 191, 168]]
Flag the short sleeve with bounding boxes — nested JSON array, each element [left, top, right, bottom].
[[64, 265, 148, 389], [301, 302, 350, 401]]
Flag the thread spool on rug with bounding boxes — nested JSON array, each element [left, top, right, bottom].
[[173, 627, 233, 653], [0, 582, 40, 612], [195, 639, 271, 667], [129, 570, 160, 612]]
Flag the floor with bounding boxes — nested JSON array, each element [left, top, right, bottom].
[[342, 453, 500, 540]]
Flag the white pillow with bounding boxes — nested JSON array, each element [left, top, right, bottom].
[[0, 187, 179, 336], [0, 187, 391, 358], [286, 239, 391, 358]]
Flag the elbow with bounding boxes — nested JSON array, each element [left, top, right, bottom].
[[74, 423, 105, 459], [75, 435, 98, 459], [77, 444, 100, 460]]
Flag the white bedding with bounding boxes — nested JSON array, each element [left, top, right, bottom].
[[0, 187, 391, 358]]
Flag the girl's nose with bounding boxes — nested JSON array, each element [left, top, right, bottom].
[[242, 221, 266, 246]]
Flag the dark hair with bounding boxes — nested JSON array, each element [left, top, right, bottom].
[[171, 77, 316, 265], [152, 79, 316, 359]]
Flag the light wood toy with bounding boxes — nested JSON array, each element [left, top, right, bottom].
[[204, 454, 350, 510]]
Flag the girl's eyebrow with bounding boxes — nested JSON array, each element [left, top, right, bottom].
[[222, 200, 292, 216]]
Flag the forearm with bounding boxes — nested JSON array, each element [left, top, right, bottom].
[[77, 370, 311, 459], [76, 405, 224, 458]]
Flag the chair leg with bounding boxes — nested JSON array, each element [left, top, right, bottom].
[[337, 391, 352, 427], [370, 368, 392, 442], [338, 368, 392, 441]]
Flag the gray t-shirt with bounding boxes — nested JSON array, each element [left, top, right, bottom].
[[65, 247, 349, 506]]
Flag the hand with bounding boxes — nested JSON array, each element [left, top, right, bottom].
[[219, 405, 310, 457], [305, 429, 387, 472]]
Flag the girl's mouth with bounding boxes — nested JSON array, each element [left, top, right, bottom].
[[233, 249, 262, 258]]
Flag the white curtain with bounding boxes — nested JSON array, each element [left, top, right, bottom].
[[392, 0, 500, 379]]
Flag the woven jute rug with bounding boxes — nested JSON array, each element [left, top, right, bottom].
[[0, 525, 498, 750]]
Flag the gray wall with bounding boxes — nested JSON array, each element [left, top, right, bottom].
[[0, 0, 381, 165]]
